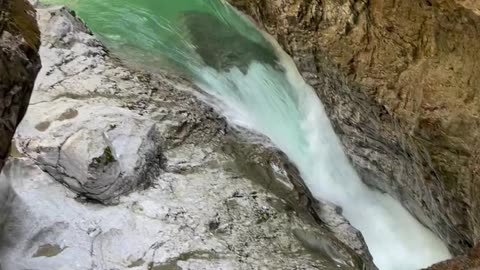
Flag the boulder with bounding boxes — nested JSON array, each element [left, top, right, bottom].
[[17, 101, 163, 203]]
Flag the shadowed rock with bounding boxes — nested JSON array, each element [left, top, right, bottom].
[[0, 0, 41, 170], [0, 0, 41, 247]]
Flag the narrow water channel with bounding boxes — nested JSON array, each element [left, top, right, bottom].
[[43, 0, 452, 268]]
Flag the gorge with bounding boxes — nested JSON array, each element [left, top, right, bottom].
[[0, 0, 479, 269], [38, 0, 454, 268]]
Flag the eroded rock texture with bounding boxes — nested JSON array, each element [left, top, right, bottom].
[[229, 0, 480, 257], [0, 0, 40, 170]]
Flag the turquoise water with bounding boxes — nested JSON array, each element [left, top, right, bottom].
[[44, 0, 273, 73], [43, 0, 452, 269]]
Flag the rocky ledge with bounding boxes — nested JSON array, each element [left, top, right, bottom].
[[0, 4, 377, 270]]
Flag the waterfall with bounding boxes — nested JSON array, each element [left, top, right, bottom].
[[185, 30, 452, 270], [43, 0, 452, 268]]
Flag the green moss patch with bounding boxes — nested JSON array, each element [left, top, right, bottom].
[[92, 146, 117, 167]]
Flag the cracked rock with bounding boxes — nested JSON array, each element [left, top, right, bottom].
[[16, 100, 163, 203]]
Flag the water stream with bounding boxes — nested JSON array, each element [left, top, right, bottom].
[[43, 0, 452, 268]]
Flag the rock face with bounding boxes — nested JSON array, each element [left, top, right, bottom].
[[0, 5, 376, 269], [425, 245, 480, 270], [0, 0, 40, 248], [455, 0, 480, 15], [0, 0, 40, 169], [229, 0, 480, 256]]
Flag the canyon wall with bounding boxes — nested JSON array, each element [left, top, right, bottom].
[[229, 0, 480, 259], [0, 0, 40, 237], [0, 0, 41, 170]]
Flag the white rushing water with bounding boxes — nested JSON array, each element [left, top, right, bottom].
[[190, 48, 451, 270], [169, 8, 452, 269], [44, 0, 452, 267]]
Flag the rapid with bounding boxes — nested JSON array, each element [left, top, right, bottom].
[[43, 0, 452, 268]]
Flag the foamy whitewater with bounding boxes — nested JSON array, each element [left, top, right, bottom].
[[43, 0, 452, 268], [191, 45, 451, 270]]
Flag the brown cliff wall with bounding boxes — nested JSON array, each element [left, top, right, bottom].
[[229, 0, 480, 257]]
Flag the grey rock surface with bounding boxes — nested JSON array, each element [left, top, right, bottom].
[[18, 101, 163, 203], [0, 164, 13, 227], [0, 4, 374, 270]]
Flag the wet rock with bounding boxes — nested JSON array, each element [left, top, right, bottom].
[[314, 200, 371, 261], [424, 245, 480, 270], [293, 228, 351, 265], [224, 137, 377, 269]]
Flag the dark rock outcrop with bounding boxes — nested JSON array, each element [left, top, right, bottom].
[[229, 0, 480, 261], [0, 3, 40, 268], [0, 0, 41, 170]]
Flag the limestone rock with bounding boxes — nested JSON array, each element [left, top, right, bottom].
[[0, 153, 342, 270], [17, 101, 163, 203]]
